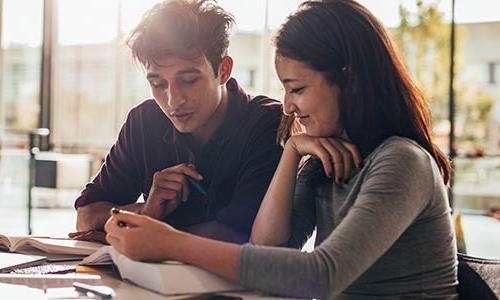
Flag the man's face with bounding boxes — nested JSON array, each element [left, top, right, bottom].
[[146, 55, 225, 136]]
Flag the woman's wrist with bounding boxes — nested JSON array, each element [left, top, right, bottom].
[[161, 228, 190, 261], [284, 137, 300, 157]]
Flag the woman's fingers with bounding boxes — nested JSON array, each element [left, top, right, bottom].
[[339, 139, 363, 169], [327, 138, 353, 181], [315, 146, 334, 178], [111, 209, 147, 226], [291, 134, 362, 183], [317, 137, 362, 183], [105, 233, 121, 247], [105, 210, 145, 235], [319, 138, 345, 182]]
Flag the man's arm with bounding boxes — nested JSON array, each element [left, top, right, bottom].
[[76, 201, 144, 231], [184, 221, 249, 244], [74, 107, 145, 232], [76, 204, 248, 243]]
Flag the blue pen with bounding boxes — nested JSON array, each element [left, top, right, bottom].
[[187, 176, 207, 195]]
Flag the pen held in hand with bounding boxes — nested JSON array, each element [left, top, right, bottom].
[[186, 176, 207, 195], [111, 207, 127, 228]]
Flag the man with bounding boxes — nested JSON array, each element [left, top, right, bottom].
[[70, 0, 282, 244]]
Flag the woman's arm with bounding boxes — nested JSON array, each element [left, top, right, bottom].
[[251, 135, 361, 246], [104, 211, 241, 282], [250, 142, 302, 245]]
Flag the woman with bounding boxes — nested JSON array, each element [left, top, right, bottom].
[[105, 0, 458, 298]]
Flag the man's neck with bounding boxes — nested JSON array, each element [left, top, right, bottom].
[[191, 86, 229, 148]]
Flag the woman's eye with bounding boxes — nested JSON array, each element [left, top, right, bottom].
[[290, 87, 305, 94], [150, 81, 166, 89]]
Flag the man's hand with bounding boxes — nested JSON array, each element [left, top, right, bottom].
[[141, 163, 203, 220], [68, 230, 108, 244]]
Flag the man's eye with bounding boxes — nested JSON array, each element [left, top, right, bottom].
[[290, 87, 305, 94], [181, 78, 199, 85]]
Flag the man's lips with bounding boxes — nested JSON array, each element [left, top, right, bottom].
[[171, 112, 194, 122]]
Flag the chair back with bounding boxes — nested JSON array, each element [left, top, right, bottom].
[[458, 253, 500, 300]]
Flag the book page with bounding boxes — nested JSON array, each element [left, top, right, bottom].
[[0, 235, 26, 250], [108, 248, 244, 295], [81, 245, 113, 265], [6, 236, 26, 248], [0, 234, 11, 250], [12, 238, 103, 255], [0, 235, 50, 251]]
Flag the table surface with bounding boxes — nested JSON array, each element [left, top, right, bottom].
[[91, 265, 280, 300], [2, 259, 288, 300]]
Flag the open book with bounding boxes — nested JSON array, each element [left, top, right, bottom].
[[0, 235, 102, 256], [82, 246, 244, 295]]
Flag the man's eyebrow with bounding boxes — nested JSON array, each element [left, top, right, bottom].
[[177, 68, 202, 75]]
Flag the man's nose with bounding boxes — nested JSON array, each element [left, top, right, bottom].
[[165, 85, 186, 110]]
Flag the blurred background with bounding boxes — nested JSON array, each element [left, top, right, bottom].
[[0, 0, 498, 258]]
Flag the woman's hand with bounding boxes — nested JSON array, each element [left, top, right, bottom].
[[286, 134, 362, 182], [104, 209, 180, 261]]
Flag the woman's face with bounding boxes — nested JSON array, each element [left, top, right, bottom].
[[275, 54, 343, 137]]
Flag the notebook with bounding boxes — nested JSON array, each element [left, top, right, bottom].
[[0, 235, 103, 256], [82, 246, 244, 295], [0, 252, 46, 273]]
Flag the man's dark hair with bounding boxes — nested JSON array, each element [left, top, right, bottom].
[[127, 0, 234, 75]]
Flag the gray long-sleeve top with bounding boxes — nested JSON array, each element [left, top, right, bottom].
[[239, 137, 458, 299]]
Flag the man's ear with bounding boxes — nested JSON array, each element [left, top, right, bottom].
[[218, 56, 233, 85]]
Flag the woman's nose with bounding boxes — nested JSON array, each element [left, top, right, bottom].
[[283, 95, 296, 116]]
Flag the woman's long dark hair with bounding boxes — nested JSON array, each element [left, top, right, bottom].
[[275, 0, 451, 185]]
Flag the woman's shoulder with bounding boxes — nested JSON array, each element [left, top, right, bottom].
[[363, 136, 440, 185], [370, 136, 434, 165]]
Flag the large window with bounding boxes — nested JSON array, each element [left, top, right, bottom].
[[53, 0, 122, 150], [0, 0, 43, 136], [0, 0, 499, 240], [452, 3, 500, 212], [0, 0, 43, 235]]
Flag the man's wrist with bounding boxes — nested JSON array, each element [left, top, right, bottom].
[[139, 202, 166, 220], [121, 202, 145, 214]]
